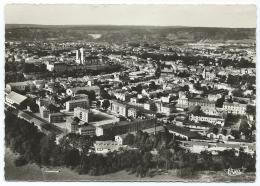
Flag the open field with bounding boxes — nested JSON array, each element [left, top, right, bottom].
[[5, 148, 255, 182]]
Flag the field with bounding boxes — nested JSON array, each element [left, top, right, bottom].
[[5, 148, 255, 182]]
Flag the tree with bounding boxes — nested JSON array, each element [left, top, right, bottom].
[[232, 89, 244, 97], [77, 90, 96, 102], [191, 105, 203, 115], [180, 85, 189, 92], [155, 66, 161, 78], [124, 133, 135, 145], [246, 105, 256, 116], [215, 97, 225, 108], [47, 104, 60, 113], [149, 81, 156, 90], [102, 100, 110, 110], [150, 102, 157, 112], [96, 100, 101, 108], [239, 120, 251, 137]]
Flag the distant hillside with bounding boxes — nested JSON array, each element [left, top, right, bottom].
[[5, 24, 256, 44]]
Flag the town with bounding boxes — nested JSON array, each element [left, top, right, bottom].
[[5, 25, 256, 180]]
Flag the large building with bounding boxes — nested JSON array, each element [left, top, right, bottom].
[[65, 98, 89, 112], [66, 86, 100, 96], [95, 118, 157, 136], [5, 91, 28, 109], [223, 102, 247, 115], [110, 100, 129, 117], [6, 81, 35, 93], [78, 124, 96, 136], [49, 113, 64, 123], [189, 114, 225, 126], [188, 98, 216, 109], [74, 107, 91, 123]]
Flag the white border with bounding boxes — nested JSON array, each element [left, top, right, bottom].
[[0, 1, 258, 186]]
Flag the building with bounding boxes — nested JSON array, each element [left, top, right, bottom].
[[40, 106, 50, 118], [53, 62, 67, 73], [66, 86, 100, 96], [49, 113, 64, 123], [167, 125, 201, 140], [65, 99, 89, 112], [6, 81, 34, 93], [208, 94, 222, 102], [128, 107, 138, 118], [109, 90, 133, 102], [177, 97, 189, 108], [110, 100, 129, 117], [189, 114, 225, 126], [68, 119, 79, 133], [201, 107, 223, 116], [188, 98, 216, 109], [36, 98, 51, 107], [5, 91, 28, 109], [78, 123, 96, 136], [202, 69, 216, 80], [74, 107, 91, 123], [179, 140, 255, 154], [94, 140, 122, 154], [223, 102, 247, 115], [95, 118, 157, 136], [179, 141, 209, 153]]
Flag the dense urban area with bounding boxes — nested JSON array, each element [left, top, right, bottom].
[[5, 25, 256, 180]]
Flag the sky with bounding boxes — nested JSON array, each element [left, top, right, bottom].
[[5, 4, 256, 28]]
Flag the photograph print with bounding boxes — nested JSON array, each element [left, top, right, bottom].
[[4, 4, 256, 182]]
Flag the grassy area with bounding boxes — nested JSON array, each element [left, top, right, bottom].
[[5, 148, 255, 182]]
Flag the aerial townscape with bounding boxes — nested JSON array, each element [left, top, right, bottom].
[[4, 24, 256, 181]]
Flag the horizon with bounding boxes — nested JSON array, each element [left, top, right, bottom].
[[5, 23, 256, 29]]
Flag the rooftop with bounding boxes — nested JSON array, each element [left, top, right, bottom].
[[6, 91, 28, 105]]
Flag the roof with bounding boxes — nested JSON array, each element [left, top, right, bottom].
[[180, 140, 208, 147], [6, 91, 27, 105], [70, 86, 100, 93], [79, 123, 95, 130], [18, 112, 33, 121], [94, 140, 121, 149], [167, 125, 201, 139], [7, 81, 30, 86], [223, 102, 247, 108]]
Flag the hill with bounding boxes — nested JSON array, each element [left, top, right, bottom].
[[5, 24, 256, 44]]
